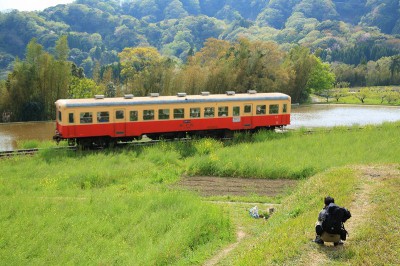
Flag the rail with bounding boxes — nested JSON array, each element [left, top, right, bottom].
[[0, 146, 76, 158]]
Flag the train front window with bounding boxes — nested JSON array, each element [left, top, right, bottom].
[[158, 109, 170, 120], [58, 111, 62, 122], [233, 106, 240, 116], [69, 113, 74, 123], [256, 105, 266, 115], [130, 111, 138, 121], [269, 104, 279, 114], [218, 106, 228, 117], [204, 107, 214, 118], [80, 112, 93, 124], [174, 108, 184, 119], [143, 110, 154, 120], [283, 104, 287, 113], [116, 110, 124, 120], [97, 112, 109, 123], [190, 108, 200, 118]]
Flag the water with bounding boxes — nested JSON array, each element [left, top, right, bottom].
[[0, 122, 55, 151], [0, 105, 399, 151], [288, 104, 400, 129]]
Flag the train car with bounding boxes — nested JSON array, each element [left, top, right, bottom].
[[53, 91, 291, 147]]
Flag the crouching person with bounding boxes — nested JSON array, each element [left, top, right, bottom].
[[313, 196, 351, 246]]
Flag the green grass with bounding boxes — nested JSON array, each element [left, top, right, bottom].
[[218, 167, 359, 265], [218, 165, 400, 265], [1, 123, 400, 265], [186, 123, 400, 179], [0, 150, 233, 265], [343, 172, 400, 265]]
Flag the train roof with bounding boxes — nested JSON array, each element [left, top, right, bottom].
[[56, 92, 291, 108]]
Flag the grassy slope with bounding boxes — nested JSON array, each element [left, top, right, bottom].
[[218, 165, 400, 265], [1, 122, 399, 265]]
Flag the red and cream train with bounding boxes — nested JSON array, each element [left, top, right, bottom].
[[53, 91, 291, 147]]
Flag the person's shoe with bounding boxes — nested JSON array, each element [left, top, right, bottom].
[[334, 240, 344, 246], [313, 236, 324, 245]]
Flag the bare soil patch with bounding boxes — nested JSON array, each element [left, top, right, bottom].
[[178, 176, 298, 197]]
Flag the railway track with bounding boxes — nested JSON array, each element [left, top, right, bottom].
[[0, 148, 40, 157], [0, 146, 77, 158], [0, 137, 232, 158]]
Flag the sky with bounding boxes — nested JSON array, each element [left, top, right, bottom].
[[0, 0, 74, 12]]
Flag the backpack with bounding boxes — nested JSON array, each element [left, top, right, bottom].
[[322, 203, 351, 234]]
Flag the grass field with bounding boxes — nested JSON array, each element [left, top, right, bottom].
[[0, 150, 233, 265], [1, 122, 400, 265]]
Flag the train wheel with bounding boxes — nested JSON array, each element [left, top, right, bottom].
[[68, 139, 76, 146]]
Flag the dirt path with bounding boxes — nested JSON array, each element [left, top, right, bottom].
[[203, 227, 246, 266], [300, 165, 399, 265]]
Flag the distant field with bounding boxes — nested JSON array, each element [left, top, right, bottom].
[[1, 122, 399, 265], [314, 86, 400, 105]]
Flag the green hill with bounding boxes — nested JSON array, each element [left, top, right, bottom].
[[1, 0, 400, 78]]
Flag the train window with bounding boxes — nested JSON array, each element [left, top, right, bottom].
[[269, 104, 279, 114], [233, 106, 240, 116], [244, 105, 252, 114], [204, 107, 215, 118], [97, 111, 109, 123], [283, 104, 287, 113], [174, 108, 184, 119], [159, 109, 170, 120], [130, 111, 138, 121], [80, 112, 93, 124], [58, 111, 62, 122], [256, 105, 266, 115], [218, 106, 228, 117], [143, 110, 154, 120], [116, 110, 124, 120], [69, 113, 74, 124], [190, 108, 200, 118]]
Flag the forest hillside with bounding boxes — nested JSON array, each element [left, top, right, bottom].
[[1, 0, 400, 78]]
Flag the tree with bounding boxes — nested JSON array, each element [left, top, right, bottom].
[[118, 47, 169, 95], [68, 76, 102, 98], [51, 35, 71, 116], [306, 58, 336, 100], [381, 87, 399, 104], [3, 36, 72, 121], [354, 88, 371, 103], [285, 46, 319, 103], [333, 88, 349, 102], [389, 55, 400, 83]]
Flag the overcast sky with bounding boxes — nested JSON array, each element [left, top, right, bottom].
[[0, 0, 74, 11]]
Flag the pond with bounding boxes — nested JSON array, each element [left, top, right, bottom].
[[0, 122, 55, 151], [288, 104, 400, 129]]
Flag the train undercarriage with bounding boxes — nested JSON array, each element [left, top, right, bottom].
[[59, 126, 279, 149]]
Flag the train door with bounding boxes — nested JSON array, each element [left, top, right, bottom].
[[67, 112, 76, 136], [114, 109, 126, 137], [241, 103, 253, 129]]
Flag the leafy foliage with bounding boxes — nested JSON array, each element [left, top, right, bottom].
[[1, 0, 400, 121]]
